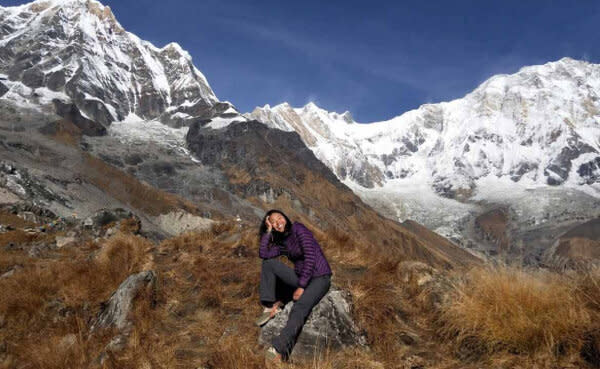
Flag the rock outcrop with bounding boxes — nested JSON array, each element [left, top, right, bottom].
[[91, 270, 156, 331], [259, 286, 366, 360], [542, 217, 600, 270], [89, 270, 156, 366]]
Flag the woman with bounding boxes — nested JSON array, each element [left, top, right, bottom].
[[255, 209, 332, 363]]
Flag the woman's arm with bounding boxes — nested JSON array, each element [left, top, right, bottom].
[[295, 223, 318, 288], [258, 231, 280, 259]]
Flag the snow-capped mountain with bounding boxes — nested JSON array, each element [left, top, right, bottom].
[[249, 58, 600, 195], [248, 102, 384, 188], [0, 0, 243, 129], [248, 58, 600, 260]]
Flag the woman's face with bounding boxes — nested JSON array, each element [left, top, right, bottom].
[[268, 212, 286, 232]]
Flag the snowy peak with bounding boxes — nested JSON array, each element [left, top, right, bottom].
[[3, 0, 125, 33], [249, 101, 357, 136], [0, 0, 220, 128], [249, 59, 600, 195], [247, 102, 384, 187]]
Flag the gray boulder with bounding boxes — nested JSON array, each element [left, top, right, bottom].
[[90, 271, 156, 367], [259, 286, 366, 360], [91, 270, 156, 332]]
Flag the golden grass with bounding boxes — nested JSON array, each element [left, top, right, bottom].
[[574, 266, 600, 366], [0, 210, 37, 229], [441, 266, 592, 357], [0, 232, 153, 369], [1, 216, 598, 369], [351, 261, 412, 363], [0, 229, 55, 252]]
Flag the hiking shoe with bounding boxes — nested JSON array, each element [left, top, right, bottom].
[[264, 346, 283, 368], [255, 304, 282, 327]]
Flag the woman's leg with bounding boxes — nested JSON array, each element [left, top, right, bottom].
[[259, 258, 299, 306], [271, 275, 331, 358]]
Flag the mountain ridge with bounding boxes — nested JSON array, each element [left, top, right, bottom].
[[0, 0, 237, 130]]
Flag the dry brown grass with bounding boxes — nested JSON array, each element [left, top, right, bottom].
[[441, 266, 592, 357], [574, 266, 600, 367], [0, 229, 56, 252], [574, 266, 600, 314], [2, 215, 597, 369], [351, 261, 411, 361], [0, 210, 37, 229], [0, 232, 153, 369], [317, 225, 369, 266]]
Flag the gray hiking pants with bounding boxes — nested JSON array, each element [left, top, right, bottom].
[[259, 258, 331, 358]]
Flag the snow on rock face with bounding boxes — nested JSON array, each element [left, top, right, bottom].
[[247, 102, 384, 188], [248, 58, 600, 196], [0, 0, 219, 129]]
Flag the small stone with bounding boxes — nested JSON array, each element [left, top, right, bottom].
[[59, 334, 77, 349], [105, 335, 127, 352], [1, 265, 23, 279], [56, 235, 76, 248], [398, 332, 416, 346], [83, 217, 94, 228], [104, 226, 118, 238], [401, 355, 426, 369]]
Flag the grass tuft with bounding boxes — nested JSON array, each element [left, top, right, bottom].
[[441, 266, 591, 356]]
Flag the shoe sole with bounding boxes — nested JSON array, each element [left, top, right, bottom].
[[255, 308, 282, 327], [265, 348, 283, 368], [255, 312, 272, 327]]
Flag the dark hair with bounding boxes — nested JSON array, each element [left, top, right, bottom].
[[259, 209, 292, 244]]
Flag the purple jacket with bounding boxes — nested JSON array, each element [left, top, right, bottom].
[[259, 221, 332, 288]]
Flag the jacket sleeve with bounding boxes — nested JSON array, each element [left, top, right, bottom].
[[295, 223, 318, 288], [259, 231, 280, 259]]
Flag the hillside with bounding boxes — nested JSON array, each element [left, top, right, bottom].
[[0, 206, 598, 368]]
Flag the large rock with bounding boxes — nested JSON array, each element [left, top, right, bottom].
[[153, 210, 214, 236], [259, 286, 366, 359], [91, 270, 156, 331], [90, 271, 156, 367]]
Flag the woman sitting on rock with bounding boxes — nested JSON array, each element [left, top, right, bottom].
[[255, 209, 332, 363]]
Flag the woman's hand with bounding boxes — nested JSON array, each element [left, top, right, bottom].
[[265, 216, 273, 232], [293, 287, 304, 301]]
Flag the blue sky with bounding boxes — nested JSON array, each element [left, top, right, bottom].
[[4, 0, 600, 121]]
